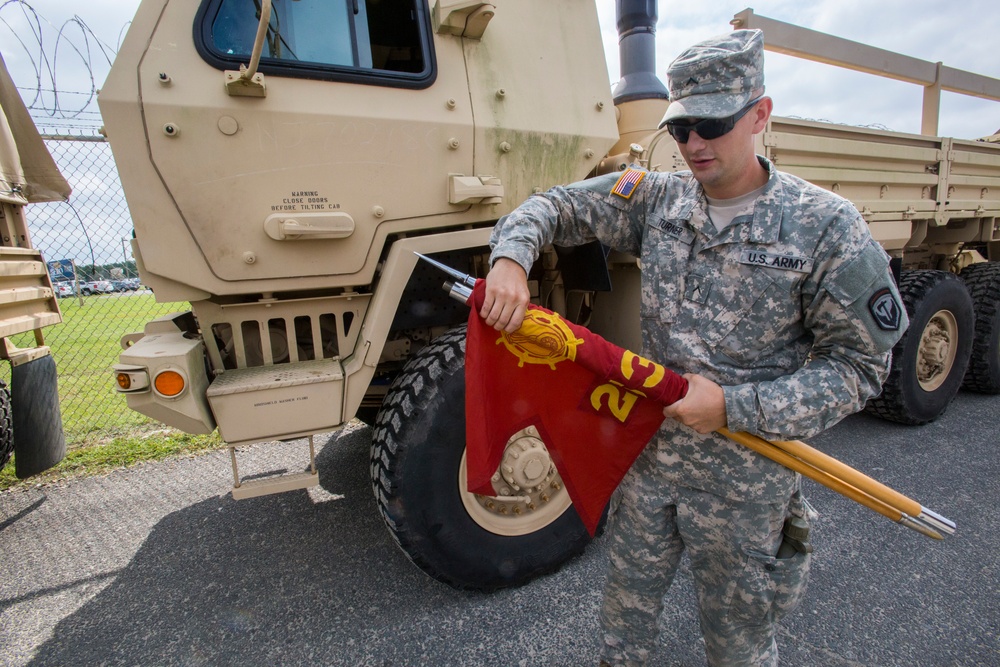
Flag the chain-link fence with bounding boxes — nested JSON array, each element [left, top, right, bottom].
[[4, 130, 191, 448]]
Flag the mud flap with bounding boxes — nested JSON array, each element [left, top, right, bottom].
[[12, 353, 66, 478]]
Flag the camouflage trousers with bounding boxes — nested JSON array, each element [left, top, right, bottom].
[[598, 462, 813, 666]]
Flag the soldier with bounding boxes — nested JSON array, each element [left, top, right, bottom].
[[482, 29, 907, 667]]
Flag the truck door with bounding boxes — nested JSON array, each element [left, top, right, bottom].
[[104, 0, 474, 289]]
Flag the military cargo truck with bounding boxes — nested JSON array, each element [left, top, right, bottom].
[[98, 0, 1000, 589], [0, 53, 69, 478]]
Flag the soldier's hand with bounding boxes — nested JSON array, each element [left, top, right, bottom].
[[663, 373, 727, 434], [483, 258, 530, 333]]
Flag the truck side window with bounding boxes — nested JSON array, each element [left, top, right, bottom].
[[195, 0, 435, 88]]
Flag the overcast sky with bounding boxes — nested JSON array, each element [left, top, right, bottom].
[[2, 0, 998, 138], [3, 0, 997, 268]]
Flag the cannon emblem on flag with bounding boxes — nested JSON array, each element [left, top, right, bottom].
[[497, 311, 584, 368]]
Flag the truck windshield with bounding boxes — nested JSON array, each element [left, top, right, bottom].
[[196, 0, 434, 87]]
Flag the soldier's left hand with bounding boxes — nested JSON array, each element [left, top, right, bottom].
[[663, 373, 727, 434], [482, 258, 531, 333]]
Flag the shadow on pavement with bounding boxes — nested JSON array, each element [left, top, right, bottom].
[[27, 428, 467, 665], [0, 492, 47, 532], [24, 426, 616, 667], [28, 394, 1000, 666]]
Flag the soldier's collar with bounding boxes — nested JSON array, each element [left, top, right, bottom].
[[745, 157, 783, 244], [684, 156, 781, 242]]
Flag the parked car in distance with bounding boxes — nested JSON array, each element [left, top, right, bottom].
[[111, 278, 142, 292], [53, 281, 74, 298], [80, 280, 114, 295]]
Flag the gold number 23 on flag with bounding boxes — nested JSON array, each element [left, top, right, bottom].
[[621, 350, 665, 388], [591, 381, 645, 423]]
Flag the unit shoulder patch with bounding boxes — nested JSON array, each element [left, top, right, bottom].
[[868, 287, 902, 331], [611, 168, 646, 199]]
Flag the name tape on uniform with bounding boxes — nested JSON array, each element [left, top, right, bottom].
[[740, 249, 814, 273]]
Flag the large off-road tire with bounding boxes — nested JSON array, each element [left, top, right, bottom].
[[0, 381, 13, 470], [865, 270, 974, 425], [960, 262, 1000, 393], [370, 325, 595, 591]]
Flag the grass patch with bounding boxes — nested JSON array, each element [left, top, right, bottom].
[[3, 293, 188, 446], [0, 292, 221, 489], [0, 430, 223, 492]]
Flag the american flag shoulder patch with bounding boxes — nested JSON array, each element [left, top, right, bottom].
[[611, 168, 646, 199]]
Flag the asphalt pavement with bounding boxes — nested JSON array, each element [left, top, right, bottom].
[[2, 393, 999, 666]]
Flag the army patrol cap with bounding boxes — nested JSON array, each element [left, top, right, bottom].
[[660, 29, 765, 125]]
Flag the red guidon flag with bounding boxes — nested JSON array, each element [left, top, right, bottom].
[[465, 280, 688, 535]]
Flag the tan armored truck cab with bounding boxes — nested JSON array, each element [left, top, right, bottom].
[[99, 0, 1000, 589]]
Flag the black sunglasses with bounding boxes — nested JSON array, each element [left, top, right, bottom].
[[665, 97, 763, 144]]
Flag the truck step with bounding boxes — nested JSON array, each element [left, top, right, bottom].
[[228, 435, 319, 500], [230, 470, 319, 500]]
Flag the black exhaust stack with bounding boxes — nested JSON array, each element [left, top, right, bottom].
[[612, 0, 669, 104]]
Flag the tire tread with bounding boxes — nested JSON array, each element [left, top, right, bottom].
[[0, 381, 11, 470], [368, 326, 591, 591], [369, 329, 476, 587], [865, 270, 973, 424], [960, 262, 1000, 393]]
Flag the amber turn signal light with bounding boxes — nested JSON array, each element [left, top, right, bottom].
[[154, 370, 186, 397]]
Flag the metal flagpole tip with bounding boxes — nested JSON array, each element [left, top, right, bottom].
[[899, 515, 943, 540], [414, 252, 476, 303], [414, 252, 477, 287], [918, 506, 956, 536], [897, 506, 956, 541]]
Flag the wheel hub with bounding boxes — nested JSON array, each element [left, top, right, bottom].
[[458, 426, 571, 536], [499, 434, 555, 493], [917, 310, 958, 391]]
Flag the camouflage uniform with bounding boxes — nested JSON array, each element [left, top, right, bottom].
[[488, 29, 907, 667]]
